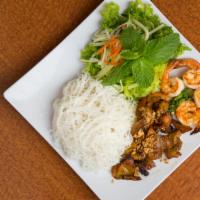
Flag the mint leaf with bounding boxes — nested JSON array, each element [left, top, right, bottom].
[[144, 33, 180, 66], [130, 33, 180, 88], [104, 33, 180, 88], [102, 62, 132, 85], [120, 50, 141, 60], [119, 27, 145, 50], [132, 59, 154, 87]]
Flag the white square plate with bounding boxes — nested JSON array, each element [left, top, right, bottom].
[[4, 0, 200, 199]]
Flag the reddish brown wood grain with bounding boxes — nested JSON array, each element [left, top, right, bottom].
[[0, 0, 200, 200]]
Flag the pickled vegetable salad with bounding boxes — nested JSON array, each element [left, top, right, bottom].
[[81, 0, 190, 99]]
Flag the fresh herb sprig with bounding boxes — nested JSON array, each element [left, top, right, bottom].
[[103, 28, 180, 87]]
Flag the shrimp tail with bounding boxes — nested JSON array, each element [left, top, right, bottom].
[[190, 127, 200, 135]]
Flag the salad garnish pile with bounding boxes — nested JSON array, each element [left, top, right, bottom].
[[81, 0, 190, 99]]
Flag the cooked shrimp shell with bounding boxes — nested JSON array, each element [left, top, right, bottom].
[[161, 60, 186, 97], [194, 88, 200, 108], [168, 77, 185, 97], [183, 69, 200, 89], [176, 101, 199, 127]]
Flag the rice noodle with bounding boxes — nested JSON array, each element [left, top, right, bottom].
[[52, 73, 136, 171]]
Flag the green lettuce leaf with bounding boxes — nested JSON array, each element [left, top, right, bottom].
[[176, 43, 191, 56], [81, 45, 97, 60], [124, 0, 161, 30], [151, 25, 173, 39], [101, 2, 120, 29], [85, 63, 101, 76], [124, 64, 166, 98]]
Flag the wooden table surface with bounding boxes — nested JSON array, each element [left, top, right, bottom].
[[1, 0, 200, 199]]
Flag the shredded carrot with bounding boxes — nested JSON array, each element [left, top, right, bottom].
[[97, 36, 123, 66]]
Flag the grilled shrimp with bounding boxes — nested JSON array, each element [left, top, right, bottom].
[[161, 61, 184, 97], [161, 59, 200, 96], [194, 88, 200, 108], [183, 69, 200, 89], [176, 100, 200, 127], [162, 77, 184, 98], [171, 58, 200, 70]]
